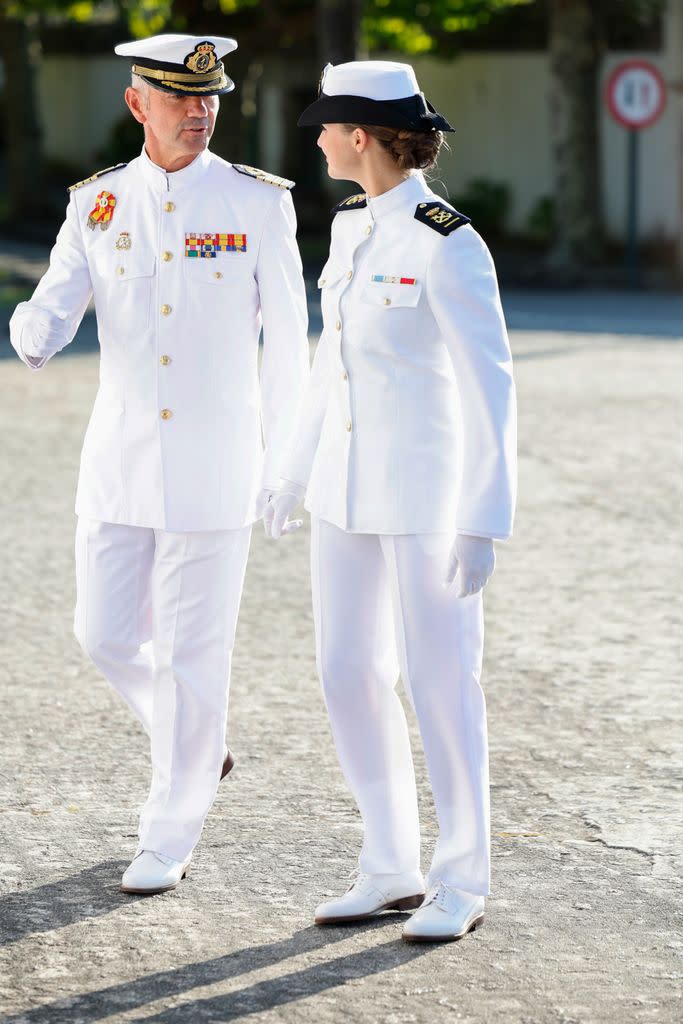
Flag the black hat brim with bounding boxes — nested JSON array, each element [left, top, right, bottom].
[[297, 92, 454, 133]]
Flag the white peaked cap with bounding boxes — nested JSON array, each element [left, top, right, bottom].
[[114, 34, 237, 63], [115, 34, 238, 96]]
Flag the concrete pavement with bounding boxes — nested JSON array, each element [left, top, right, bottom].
[[0, 295, 681, 1022]]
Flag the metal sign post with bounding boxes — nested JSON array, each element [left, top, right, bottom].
[[605, 60, 667, 289]]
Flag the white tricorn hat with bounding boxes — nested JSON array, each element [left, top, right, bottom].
[[298, 60, 454, 133], [115, 33, 238, 96]]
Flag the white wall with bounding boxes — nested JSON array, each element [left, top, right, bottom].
[[409, 53, 552, 233]]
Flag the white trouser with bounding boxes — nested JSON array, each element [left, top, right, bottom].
[[74, 518, 252, 862], [311, 517, 490, 896]]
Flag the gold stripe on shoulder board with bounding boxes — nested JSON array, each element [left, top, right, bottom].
[[332, 193, 367, 213], [232, 164, 295, 190], [68, 163, 128, 192], [414, 201, 470, 236]]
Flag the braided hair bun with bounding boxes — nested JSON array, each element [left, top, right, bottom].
[[344, 124, 444, 170]]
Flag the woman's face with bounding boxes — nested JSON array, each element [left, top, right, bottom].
[[317, 123, 362, 180]]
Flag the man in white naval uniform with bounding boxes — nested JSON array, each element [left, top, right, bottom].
[[9, 34, 309, 894], [267, 62, 516, 942]]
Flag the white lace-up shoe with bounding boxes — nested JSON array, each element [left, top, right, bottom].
[[120, 850, 191, 895], [314, 870, 425, 924], [402, 882, 485, 942]]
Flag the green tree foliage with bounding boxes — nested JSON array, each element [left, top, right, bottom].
[[362, 0, 534, 55]]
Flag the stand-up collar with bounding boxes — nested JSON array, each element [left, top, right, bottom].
[[138, 145, 213, 192], [366, 171, 430, 221]]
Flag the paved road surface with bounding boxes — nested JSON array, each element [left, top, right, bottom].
[[0, 300, 681, 1023]]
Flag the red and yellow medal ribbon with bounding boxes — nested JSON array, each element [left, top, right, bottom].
[[87, 191, 116, 231]]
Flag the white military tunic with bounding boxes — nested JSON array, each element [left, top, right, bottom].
[[283, 171, 516, 538], [10, 147, 310, 530]]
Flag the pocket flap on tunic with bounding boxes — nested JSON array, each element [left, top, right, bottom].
[[183, 256, 249, 284], [360, 278, 422, 308], [94, 254, 156, 281]]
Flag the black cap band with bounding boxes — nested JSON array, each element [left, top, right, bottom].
[[297, 92, 454, 133]]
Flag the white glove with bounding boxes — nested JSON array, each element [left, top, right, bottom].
[[255, 486, 275, 521], [15, 304, 65, 357], [264, 481, 305, 539], [443, 534, 496, 598]]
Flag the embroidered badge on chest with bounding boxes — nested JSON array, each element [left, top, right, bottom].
[[371, 275, 416, 285], [185, 233, 247, 258], [115, 231, 132, 250], [88, 191, 116, 231]]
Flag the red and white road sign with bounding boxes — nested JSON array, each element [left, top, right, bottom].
[[605, 59, 666, 130]]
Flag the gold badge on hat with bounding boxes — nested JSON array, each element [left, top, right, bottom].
[[184, 41, 217, 75], [115, 231, 132, 250]]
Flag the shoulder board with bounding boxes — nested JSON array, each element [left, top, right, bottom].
[[232, 164, 294, 189], [414, 201, 470, 236], [332, 193, 367, 214], [68, 163, 127, 193]]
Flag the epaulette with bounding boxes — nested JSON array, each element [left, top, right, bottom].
[[68, 163, 127, 193], [414, 201, 470, 236], [232, 164, 295, 190], [332, 193, 367, 214]]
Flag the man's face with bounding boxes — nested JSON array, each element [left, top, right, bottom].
[[126, 82, 219, 167]]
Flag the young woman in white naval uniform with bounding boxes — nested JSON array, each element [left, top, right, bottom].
[[266, 61, 517, 942]]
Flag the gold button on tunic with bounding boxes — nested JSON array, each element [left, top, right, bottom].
[[160, 409, 173, 420], [161, 304, 172, 316], [160, 355, 172, 366], [162, 251, 173, 262], [164, 201, 175, 213]]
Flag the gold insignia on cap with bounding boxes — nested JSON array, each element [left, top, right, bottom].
[[184, 41, 218, 75]]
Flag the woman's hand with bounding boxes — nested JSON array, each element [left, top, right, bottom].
[[263, 482, 306, 539], [443, 534, 496, 598]]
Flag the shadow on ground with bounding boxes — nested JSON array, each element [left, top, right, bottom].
[[0, 861, 127, 946], [3, 870, 429, 1024]]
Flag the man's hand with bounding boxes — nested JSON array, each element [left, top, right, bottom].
[[443, 534, 496, 598], [263, 482, 305, 539]]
